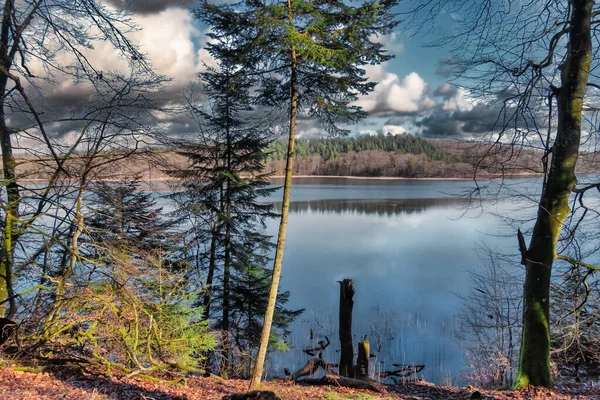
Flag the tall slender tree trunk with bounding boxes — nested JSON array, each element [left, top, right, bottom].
[[0, 0, 18, 319], [220, 109, 233, 378], [0, 120, 19, 320], [220, 204, 231, 378], [515, 0, 592, 388], [249, 0, 297, 388]]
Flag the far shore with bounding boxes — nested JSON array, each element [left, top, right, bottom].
[[17, 172, 545, 187], [269, 173, 542, 180]]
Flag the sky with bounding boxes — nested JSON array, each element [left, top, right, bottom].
[[17, 0, 550, 146]]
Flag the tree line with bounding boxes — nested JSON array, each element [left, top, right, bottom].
[[269, 134, 452, 162]]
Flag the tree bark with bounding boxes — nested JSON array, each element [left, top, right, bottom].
[[221, 100, 233, 379], [356, 340, 369, 379], [249, 6, 298, 386], [202, 228, 219, 321], [0, 113, 18, 321], [339, 279, 354, 378], [0, 0, 18, 320], [515, 0, 593, 389]]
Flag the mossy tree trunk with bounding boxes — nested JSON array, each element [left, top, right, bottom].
[[515, 0, 593, 388], [356, 341, 369, 379], [0, 110, 19, 321], [339, 279, 355, 378], [0, 0, 19, 319]]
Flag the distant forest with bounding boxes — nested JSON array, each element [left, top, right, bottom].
[[266, 134, 600, 179], [16, 134, 600, 182]]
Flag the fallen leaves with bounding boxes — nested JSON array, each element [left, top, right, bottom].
[[0, 367, 598, 400]]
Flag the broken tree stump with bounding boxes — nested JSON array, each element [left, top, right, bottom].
[[356, 340, 369, 379], [338, 279, 354, 378]]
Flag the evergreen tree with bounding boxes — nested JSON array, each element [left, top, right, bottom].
[[64, 178, 217, 372], [196, 0, 398, 387], [86, 179, 170, 255], [170, 62, 301, 378]]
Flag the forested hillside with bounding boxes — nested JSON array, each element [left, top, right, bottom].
[[266, 134, 600, 179], [15, 135, 600, 182]]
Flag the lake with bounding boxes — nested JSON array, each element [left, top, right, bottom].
[[262, 177, 534, 386]]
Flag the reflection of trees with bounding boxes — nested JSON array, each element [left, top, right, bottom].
[[271, 198, 466, 217]]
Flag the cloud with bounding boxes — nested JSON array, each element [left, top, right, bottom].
[[381, 125, 407, 135], [354, 67, 435, 116], [434, 82, 457, 98], [371, 33, 405, 56], [15, 5, 213, 142], [131, 8, 212, 92], [416, 84, 547, 138]]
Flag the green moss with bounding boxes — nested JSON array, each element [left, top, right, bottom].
[[13, 366, 45, 373], [532, 300, 549, 331]]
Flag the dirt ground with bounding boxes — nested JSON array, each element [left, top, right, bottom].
[[0, 367, 598, 400]]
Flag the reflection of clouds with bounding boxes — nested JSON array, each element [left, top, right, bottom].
[[399, 214, 424, 229]]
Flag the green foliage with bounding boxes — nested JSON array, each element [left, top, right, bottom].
[[71, 272, 216, 372], [169, 62, 302, 377], [41, 179, 217, 374], [196, 0, 399, 135], [268, 134, 451, 162]]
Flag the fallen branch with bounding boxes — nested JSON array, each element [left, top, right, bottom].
[[277, 357, 338, 381], [379, 364, 425, 382], [299, 375, 384, 392]]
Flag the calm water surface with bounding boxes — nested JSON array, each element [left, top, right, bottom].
[[263, 177, 530, 385]]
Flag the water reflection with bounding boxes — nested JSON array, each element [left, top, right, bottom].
[[272, 198, 468, 217]]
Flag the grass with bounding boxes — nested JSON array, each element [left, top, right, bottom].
[[322, 391, 392, 400]]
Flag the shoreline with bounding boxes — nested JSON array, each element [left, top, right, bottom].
[[268, 173, 542, 181], [17, 173, 544, 186], [269, 175, 472, 181]]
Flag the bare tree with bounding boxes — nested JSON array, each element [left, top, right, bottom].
[[457, 244, 522, 388], [404, 0, 600, 388], [0, 0, 163, 319]]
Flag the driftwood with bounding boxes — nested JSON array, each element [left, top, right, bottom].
[[284, 357, 338, 381], [299, 375, 384, 392], [379, 364, 425, 382], [302, 336, 330, 358], [282, 357, 383, 392]]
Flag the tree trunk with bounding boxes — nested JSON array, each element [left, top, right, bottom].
[[515, 0, 592, 388], [0, 121, 19, 320], [221, 116, 233, 378], [202, 229, 219, 321], [356, 340, 369, 379], [339, 279, 354, 378], [249, 1, 298, 389]]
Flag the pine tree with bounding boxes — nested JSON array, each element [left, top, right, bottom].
[[196, 0, 399, 387], [171, 61, 301, 378], [68, 178, 216, 372]]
